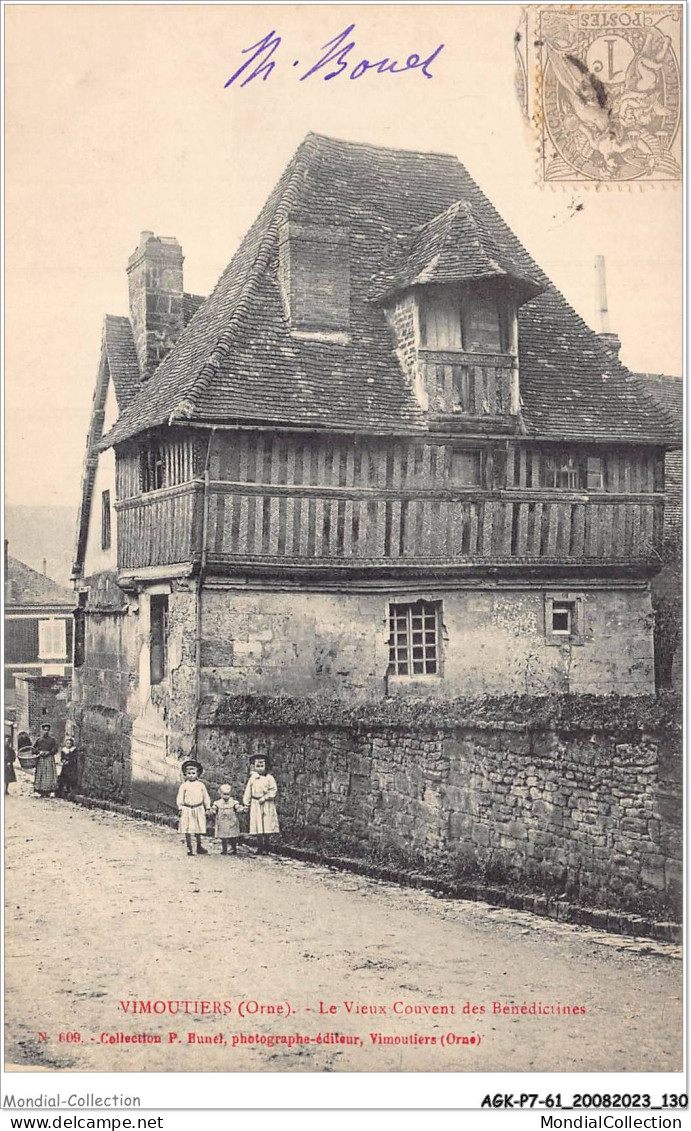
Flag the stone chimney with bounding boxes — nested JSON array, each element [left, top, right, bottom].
[[594, 254, 621, 362], [127, 232, 184, 380]]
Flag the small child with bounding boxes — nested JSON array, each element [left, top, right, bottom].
[[176, 759, 211, 856], [243, 754, 280, 853], [211, 784, 244, 855]]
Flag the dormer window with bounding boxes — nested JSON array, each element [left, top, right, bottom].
[[461, 296, 502, 353], [418, 288, 511, 354], [278, 222, 350, 340]]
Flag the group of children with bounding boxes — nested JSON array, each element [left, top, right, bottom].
[[176, 753, 280, 857]]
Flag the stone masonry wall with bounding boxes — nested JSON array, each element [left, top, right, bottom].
[[72, 576, 198, 809], [14, 674, 72, 743], [71, 579, 138, 801], [200, 585, 655, 700], [385, 292, 424, 407], [197, 697, 682, 918]]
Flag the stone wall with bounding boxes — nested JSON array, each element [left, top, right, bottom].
[[385, 292, 421, 400], [14, 673, 72, 743], [197, 695, 682, 917], [71, 575, 198, 809], [71, 577, 137, 801], [200, 584, 655, 700]]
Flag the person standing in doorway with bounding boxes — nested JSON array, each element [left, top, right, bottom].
[[243, 754, 279, 853], [176, 759, 211, 856], [32, 724, 59, 797]]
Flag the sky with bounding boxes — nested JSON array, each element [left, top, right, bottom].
[[5, 3, 682, 508]]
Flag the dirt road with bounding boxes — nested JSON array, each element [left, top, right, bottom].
[[4, 777, 682, 1073]]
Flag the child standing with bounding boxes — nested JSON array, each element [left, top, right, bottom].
[[211, 784, 244, 855], [243, 754, 280, 853], [176, 759, 211, 856]]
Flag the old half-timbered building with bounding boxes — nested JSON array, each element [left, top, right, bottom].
[[72, 133, 673, 808]]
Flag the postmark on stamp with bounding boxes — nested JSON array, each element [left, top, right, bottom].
[[516, 6, 682, 184]]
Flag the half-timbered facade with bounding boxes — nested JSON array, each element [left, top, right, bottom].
[[71, 134, 674, 806]]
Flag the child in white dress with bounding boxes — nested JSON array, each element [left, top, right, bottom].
[[176, 759, 211, 856], [211, 784, 244, 855], [243, 754, 279, 853]]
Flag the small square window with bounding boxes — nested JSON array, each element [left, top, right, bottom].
[[551, 602, 573, 635], [545, 594, 584, 645], [388, 600, 441, 677]]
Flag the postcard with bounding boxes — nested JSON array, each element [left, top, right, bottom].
[[3, 0, 684, 1114]]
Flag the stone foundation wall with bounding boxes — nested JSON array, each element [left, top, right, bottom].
[[197, 696, 682, 917]]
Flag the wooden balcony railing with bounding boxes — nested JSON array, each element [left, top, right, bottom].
[[115, 479, 663, 573], [202, 485, 663, 567], [419, 349, 517, 418], [116, 483, 203, 571]]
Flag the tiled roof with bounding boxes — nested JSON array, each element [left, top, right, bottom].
[[103, 316, 141, 409], [372, 199, 543, 302], [635, 373, 683, 440], [183, 293, 206, 325], [6, 556, 74, 608], [99, 133, 674, 448]]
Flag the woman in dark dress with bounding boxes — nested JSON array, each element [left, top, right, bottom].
[[32, 724, 59, 796], [4, 736, 17, 795]]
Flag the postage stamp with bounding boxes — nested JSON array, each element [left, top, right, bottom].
[[516, 6, 682, 184]]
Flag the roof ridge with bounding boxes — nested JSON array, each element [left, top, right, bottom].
[[7, 555, 74, 599], [304, 130, 459, 162]]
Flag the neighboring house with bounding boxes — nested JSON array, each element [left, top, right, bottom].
[[635, 373, 682, 545], [4, 506, 78, 588], [4, 550, 74, 707], [636, 373, 683, 690], [71, 133, 675, 807]]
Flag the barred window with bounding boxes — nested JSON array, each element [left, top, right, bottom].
[[388, 600, 441, 676]]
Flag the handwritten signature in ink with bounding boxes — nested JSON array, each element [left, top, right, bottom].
[[224, 24, 445, 88]]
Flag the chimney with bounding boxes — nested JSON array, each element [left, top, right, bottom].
[[127, 232, 184, 380], [594, 254, 621, 362], [42, 558, 47, 576]]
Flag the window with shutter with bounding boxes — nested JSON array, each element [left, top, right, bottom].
[[38, 619, 67, 660], [461, 296, 502, 353]]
